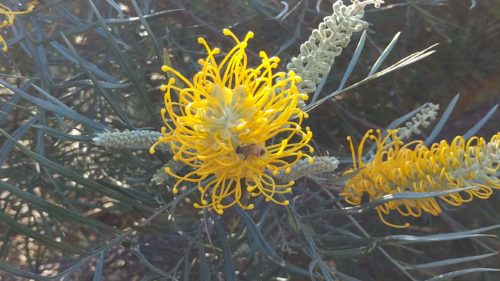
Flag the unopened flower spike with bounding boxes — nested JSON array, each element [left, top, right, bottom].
[[283, 0, 382, 96], [151, 160, 185, 186], [275, 156, 339, 183], [352, 0, 385, 11], [397, 103, 440, 140], [93, 130, 168, 151], [0, 1, 37, 52], [151, 29, 314, 215], [341, 129, 500, 228]]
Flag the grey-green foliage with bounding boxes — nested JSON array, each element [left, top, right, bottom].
[[0, 0, 499, 280], [396, 102, 440, 140]]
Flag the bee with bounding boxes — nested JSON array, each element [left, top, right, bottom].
[[236, 143, 266, 160]]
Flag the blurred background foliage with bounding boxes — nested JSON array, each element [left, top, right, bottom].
[[0, 0, 499, 280]]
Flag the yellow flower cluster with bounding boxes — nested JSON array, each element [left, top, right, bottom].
[[341, 129, 500, 228], [0, 1, 37, 52], [151, 29, 314, 214]]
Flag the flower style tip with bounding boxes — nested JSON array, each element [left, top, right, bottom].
[[151, 29, 314, 214], [341, 130, 500, 228]]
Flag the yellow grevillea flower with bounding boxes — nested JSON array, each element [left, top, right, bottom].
[[150, 29, 314, 214], [0, 1, 37, 52], [341, 129, 500, 228]]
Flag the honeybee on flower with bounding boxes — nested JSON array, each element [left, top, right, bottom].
[[151, 29, 314, 215], [235, 143, 266, 160]]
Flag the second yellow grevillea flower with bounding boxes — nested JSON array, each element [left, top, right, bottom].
[[341, 129, 500, 228], [151, 29, 314, 214], [0, 1, 37, 52]]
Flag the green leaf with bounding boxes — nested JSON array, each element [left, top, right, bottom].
[[212, 215, 237, 281], [0, 80, 106, 131], [0, 211, 87, 255], [302, 186, 482, 218], [0, 260, 53, 281], [380, 224, 500, 244], [0, 128, 153, 212], [88, 0, 160, 126], [0, 180, 120, 233], [92, 252, 106, 281], [60, 34, 134, 129], [424, 268, 500, 281], [403, 252, 498, 270]]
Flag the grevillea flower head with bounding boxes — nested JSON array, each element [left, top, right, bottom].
[[0, 1, 37, 52], [341, 129, 500, 228], [151, 29, 314, 214]]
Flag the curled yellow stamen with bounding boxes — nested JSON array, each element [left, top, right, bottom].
[[151, 29, 314, 214], [341, 130, 500, 228], [0, 1, 37, 52]]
